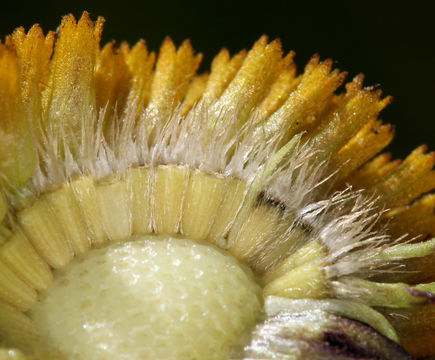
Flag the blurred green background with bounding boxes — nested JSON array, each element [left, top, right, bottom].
[[1, 0, 434, 158]]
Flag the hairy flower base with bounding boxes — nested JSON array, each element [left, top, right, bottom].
[[1, 165, 331, 312], [0, 165, 432, 359]]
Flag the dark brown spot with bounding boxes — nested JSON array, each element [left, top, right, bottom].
[[257, 191, 286, 211], [324, 330, 374, 359]]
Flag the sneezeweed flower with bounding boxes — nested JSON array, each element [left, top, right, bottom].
[[0, 11, 434, 360]]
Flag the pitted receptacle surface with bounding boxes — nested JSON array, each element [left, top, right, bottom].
[[30, 235, 262, 360]]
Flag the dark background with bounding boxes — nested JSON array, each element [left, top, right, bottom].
[[2, 0, 434, 158]]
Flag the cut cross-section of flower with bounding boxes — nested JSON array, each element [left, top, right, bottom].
[[30, 236, 263, 359], [0, 11, 434, 360]]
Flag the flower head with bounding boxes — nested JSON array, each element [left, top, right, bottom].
[[0, 12, 434, 359]]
